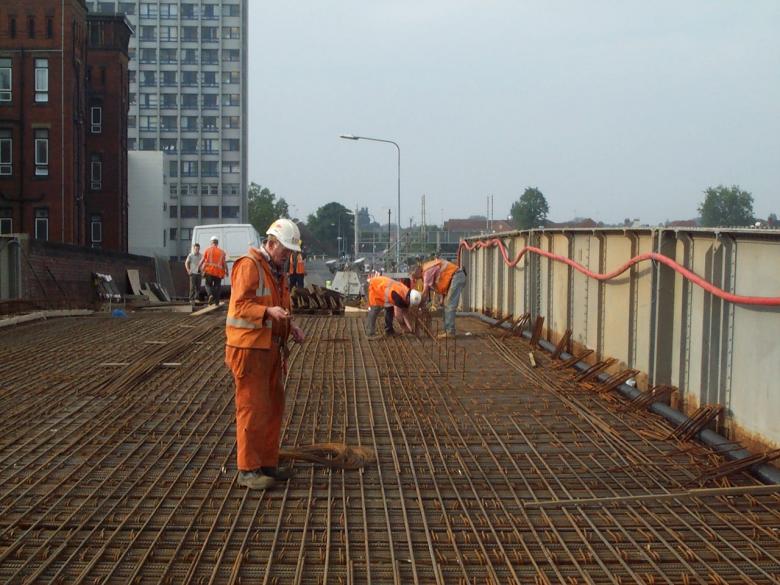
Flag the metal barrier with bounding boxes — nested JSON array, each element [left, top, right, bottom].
[[461, 227, 780, 448]]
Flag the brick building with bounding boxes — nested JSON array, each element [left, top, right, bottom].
[[0, 0, 131, 251]]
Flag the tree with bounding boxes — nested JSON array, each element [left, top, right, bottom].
[[698, 185, 754, 227], [511, 187, 549, 230], [247, 183, 288, 234], [306, 202, 354, 257]]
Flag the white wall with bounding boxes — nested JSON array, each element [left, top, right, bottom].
[[128, 151, 169, 258]]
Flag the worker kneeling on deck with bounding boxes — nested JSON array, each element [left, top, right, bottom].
[[365, 274, 422, 339], [413, 257, 466, 339], [225, 218, 306, 490]]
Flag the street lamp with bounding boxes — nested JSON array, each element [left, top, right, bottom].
[[340, 134, 401, 269]]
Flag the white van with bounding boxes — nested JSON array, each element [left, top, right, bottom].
[[192, 224, 262, 290]]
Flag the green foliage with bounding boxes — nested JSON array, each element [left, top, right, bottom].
[[306, 202, 354, 256], [510, 187, 549, 230], [247, 183, 288, 234], [698, 185, 754, 227]]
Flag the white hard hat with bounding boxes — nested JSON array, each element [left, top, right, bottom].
[[266, 218, 302, 252], [409, 290, 422, 307], [210, 235, 218, 242]]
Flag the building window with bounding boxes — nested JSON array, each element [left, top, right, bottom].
[[161, 116, 177, 131], [35, 209, 48, 240], [222, 26, 240, 39], [127, 137, 136, 150], [202, 71, 217, 87], [140, 138, 157, 150], [224, 183, 239, 196], [202, 94, 217, 108], [181, 4, 198, 19], [35, 59, 48, 103], [223, 49, 240, 63], [201, 206, 219, 219], [98, 2, 116, 12], [201, 49, 218, 65], [90, 215, 102, 247], [34, 129, 48, 176], [139, 115, 157, 130], [90, 155, 102, 190], [188, 184, 199, 195], [161, 93, 177, 107], [140, 48, 157, 64], [224, 138, 239, 151], [140, 3, 158, 18], [9, 17, 17, 39], [180, 205, 198, 219], [182, 93, 197, 108], [141, 70, 157, 86], [223, 116, 239, 129], [0, 129, 11, 175], [223, 4, 240, 17], [222, 161, 239, 174], [161, 138, 177, 152], [118, 2, 136, 14], [0, 212, 12, 235], [180, 228, 193, 241], [202, 116, 218, 131], [181, 138, 197, 153], [182, 26, 198, 42], [90, 106, 102, 133], [160, 27, 178, 42], [181, 116, 198, 130], [28, 16, 35, 39], [169, 160, 178, 178], [181, 48, 198, 64], [201, 26, 218, 42], [222, 206, 239, 219], [222, 71, 240, 85], [169, 205, 178, 218], [160, 4, 178, 18], [160, 48, 177, 63], [169, 183, 178, 196], [46, 17, 53, 39], [181, 161, 198, 177], [128, 70, 136, 84], [181, 71, 197, 86], [201, 139, 218, 153], [210, 184, 218, 195], [202, 4, 218, 18], [161, 71, 177, 86], [201, 161, 218, 176], [222, 93, 240, 107], [169, 227, 177, 241], [140, 25, 156, 41]]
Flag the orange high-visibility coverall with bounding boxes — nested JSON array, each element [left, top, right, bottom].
[[225, 247, 291, 471]]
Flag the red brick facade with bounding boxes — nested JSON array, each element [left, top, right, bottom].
[[0, 0, 131, 252]]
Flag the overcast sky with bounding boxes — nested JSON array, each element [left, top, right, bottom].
[[247, 1, 779, 226]]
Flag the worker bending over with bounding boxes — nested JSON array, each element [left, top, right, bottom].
[[415, 257, 466, 338], [225, 218, 306, 490], [365, 274, 422, 339]]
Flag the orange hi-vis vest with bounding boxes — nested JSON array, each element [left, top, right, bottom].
[[422, 258, 459, 295], [226, 250, 290, 349], [368, 276, 410, 308], [202, 246, 227, 278], [288, 253, 306, 275]]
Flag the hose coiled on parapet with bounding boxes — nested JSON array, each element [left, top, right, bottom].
[[458, 238, 780, 307]]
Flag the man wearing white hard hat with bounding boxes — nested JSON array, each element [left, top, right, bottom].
[[225, 218, 306, 490], [198, 235, 228, 305], [365, 273, 422, 339]]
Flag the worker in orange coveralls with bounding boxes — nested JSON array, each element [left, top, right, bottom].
[[225, 218, 306, 490], [365, 274, 422, 340]]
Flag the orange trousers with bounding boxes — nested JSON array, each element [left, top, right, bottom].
[[225, 345, 285, 471]]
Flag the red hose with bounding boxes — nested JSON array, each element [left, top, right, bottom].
[[458, 238, 780, 307]]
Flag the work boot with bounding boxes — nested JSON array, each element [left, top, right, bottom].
[[437, 331, 455, 339], [261, 465, 296, 481], [366, 334, 382, 341], [237, 470, 275, 490]]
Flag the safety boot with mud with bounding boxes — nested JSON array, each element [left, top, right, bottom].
[[261, 465, 296, 481], [237, 470, 275, 490]]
